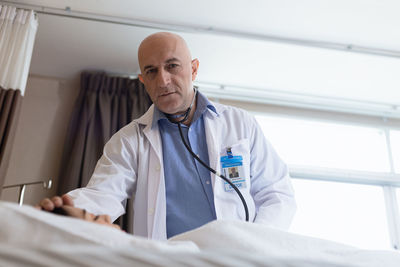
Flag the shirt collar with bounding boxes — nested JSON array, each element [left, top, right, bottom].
[[151, 90, 217, 129]]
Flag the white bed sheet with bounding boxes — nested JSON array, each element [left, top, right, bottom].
[[1, 201, 399, 267], [172, 219, 400, 267], [0, 201, 196, 252]]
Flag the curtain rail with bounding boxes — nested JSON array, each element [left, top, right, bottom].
[[1, 1, 400, 59]]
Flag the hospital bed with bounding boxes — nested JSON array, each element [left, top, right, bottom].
[[0, 201, 399, 267]]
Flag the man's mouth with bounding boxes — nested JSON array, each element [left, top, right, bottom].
[[160, 92, 175, 97]]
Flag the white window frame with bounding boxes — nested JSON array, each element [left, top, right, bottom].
[[204, 92, 400, 250]]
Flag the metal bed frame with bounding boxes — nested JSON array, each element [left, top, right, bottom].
[[2, 179, 52, 205]]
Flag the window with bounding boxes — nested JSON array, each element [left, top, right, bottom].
[[255, 115, 391, 172], [290, 179, 391, 250], [252, 113, 398, 250], [397, 188, 400, 220], [390, 131, 400, 173]]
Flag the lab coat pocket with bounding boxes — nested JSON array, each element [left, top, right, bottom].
[[220, 138, 251, 193]]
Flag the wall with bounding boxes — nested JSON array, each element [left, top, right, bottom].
[[1, 75, 79, 205], [3, 74, 399, 207]]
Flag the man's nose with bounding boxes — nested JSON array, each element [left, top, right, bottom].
[[99, 214, 111, 223], [156, 69, 171, 87]]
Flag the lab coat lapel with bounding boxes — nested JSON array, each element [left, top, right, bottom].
[[204, 102, 227, 220], [204, 107, 221, 192], [139, 106, 167, 240]]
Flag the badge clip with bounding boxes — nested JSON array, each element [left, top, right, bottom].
[[226, 147, 233, 158]]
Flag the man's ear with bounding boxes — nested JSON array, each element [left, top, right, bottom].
[[138, 74, 144, 83], [191, 59, 199, 81]]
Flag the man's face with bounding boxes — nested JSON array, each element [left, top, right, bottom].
[[60, 206, 121, 230], [138, 34, 199, 115]]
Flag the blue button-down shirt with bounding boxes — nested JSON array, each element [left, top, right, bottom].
[[153, 91, 217, 238]]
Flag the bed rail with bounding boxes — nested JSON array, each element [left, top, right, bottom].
[[2, 179, 52, 205]]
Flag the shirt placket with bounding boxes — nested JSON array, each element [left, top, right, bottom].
[[188, 121, 216, 214]]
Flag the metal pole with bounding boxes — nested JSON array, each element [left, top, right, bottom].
[[2, 179, 52, 205], [18, 184, 26, 206]]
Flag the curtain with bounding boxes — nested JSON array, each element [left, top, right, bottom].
[[0, 5, 38, 196], [57, 71, 152, 232], [0, 5, 38, 94], [0, 87, 22, 194]]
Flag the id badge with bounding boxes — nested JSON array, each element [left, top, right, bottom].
[[220, 148, 246, 192]]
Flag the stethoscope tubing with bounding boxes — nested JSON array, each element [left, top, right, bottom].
[[165, 87, 250, 222], [177, 123, 250, 222]]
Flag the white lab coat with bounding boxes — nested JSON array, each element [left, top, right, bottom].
[[68, 101, 296, 240]]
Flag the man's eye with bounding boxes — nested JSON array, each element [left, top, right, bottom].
[[167, 64, 178, 69], [146, 69, 157, 75]]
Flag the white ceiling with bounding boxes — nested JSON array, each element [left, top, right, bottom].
[[11, 0, 400, 51], [4, 0, 400, 106]]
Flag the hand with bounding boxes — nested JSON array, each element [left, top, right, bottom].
[[35, 194, 74, 211]]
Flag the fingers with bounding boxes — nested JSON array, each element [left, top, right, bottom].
[[39, 198, 55, 211], [37, 194, 74, 211], [51, 196, 63, 208], [61, 194, 74, 206]]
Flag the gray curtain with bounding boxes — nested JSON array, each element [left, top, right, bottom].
[[0, 87, 22, 197], [57, 71, 152, 232]]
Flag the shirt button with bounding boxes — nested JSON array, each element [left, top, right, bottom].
[[206, 181, 210, 185], [155, 165, 160, 171], [148, 208, 154, 215]]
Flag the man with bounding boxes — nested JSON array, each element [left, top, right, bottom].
[[39, 32, 296, 240]]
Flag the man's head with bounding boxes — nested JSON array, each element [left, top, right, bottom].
[[53, 206, 121, 230], [138, 32, 199, 115]]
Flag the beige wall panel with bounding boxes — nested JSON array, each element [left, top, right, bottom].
[[1, 75, 79, 205]]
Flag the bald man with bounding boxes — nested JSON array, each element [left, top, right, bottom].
[[39, 32, 296, 240]]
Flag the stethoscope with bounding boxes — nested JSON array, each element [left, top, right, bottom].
[[165, 87, 249, 222]]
